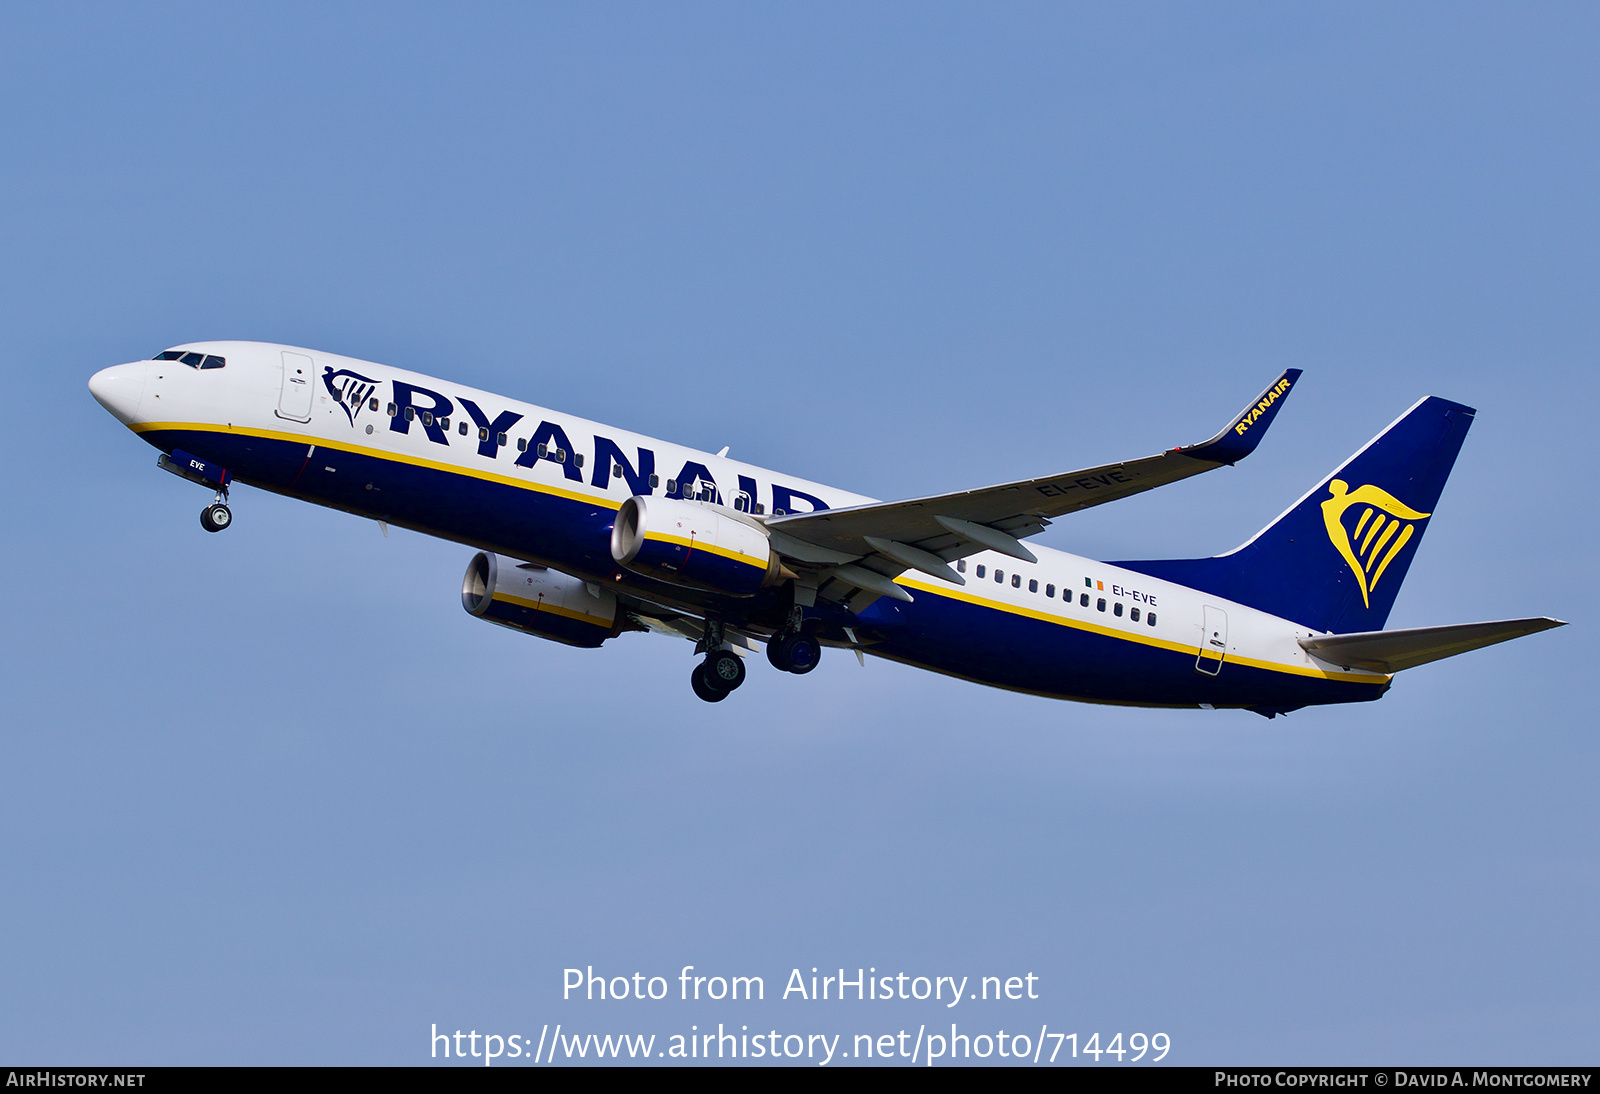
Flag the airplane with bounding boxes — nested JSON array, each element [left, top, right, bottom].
[[88, 342, 1563, 713]]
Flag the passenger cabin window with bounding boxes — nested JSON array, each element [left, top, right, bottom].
[[956, 559, 967, 573], [1114, 602, 1123, 617], [404, 407, 415, 421], [498, 432, 508, 447], [1012, 574, 1021, 588], [1131, 608, 1140, 622], [479, 427, 489, 441], [1079, 593, 1089, 607], [574, 453, 584, 467], [1147, 613, 1157, 626], [1028, 578, 1037, 592], [649, 475, 660, 489], [517, 438, 527, 451], [387, 403, 397, 416], [1045, 584, 1055, 598], [1097, 598, 1107, 612], [975, 565, 986, 579], [612, 464, 623, 478], [459, 421, 468, 436], [369, 398, 379, 411], [422, 411, 434, 426]]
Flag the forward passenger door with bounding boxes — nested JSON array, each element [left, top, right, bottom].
[[276, 351, 315, 422]]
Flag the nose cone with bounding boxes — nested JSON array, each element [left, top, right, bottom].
[[88, 362, 149, 423]]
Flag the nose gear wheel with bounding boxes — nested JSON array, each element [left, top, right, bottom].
[[200, 502, 232, 533]]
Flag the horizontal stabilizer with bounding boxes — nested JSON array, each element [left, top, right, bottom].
[[1299, 617, 1565, 673]]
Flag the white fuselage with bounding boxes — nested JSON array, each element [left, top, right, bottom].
[[89, 341, 1388, 707]]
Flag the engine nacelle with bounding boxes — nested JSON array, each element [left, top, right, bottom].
[[610, 495, 783, 596], [461, 552, 621, 648]]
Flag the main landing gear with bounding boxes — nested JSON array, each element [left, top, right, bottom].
[[766, 630, 820, 674], [690, 620, 750, 703], [767, 606, 822, 674], [692, 650, 746, 703], [688, 614, 824, 702]]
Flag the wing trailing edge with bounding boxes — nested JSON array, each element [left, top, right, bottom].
[[767, 368, 1301, 558], [761, 368, 1302, 609]]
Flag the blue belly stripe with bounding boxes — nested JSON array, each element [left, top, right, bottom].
[[140, 425, 1388, 711]]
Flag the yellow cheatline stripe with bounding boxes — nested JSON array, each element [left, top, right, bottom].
[[491, 592, 613, 627], [896, 576, 1389, 684], [141, 420, 755, 566], [643, 530, 764, 567], [133, 420, 616, 510]]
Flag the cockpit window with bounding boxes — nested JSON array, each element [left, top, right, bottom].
[[152, 350, 225, 369]]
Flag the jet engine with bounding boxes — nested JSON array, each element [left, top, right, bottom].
[[610, 495, 785, 596], [461, 552, 621, 648]]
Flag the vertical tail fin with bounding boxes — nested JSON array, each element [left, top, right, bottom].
[[1117, 395, 1475, 633]]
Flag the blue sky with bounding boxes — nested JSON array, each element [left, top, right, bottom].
[[0, 2, 1594, 1064]]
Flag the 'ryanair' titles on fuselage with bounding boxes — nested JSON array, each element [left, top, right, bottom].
[[323, 365, 834, 518]]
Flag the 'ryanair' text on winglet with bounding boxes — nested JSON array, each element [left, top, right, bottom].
[[1178, 369, 1302, 466]]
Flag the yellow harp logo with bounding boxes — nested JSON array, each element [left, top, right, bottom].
[[1321, 480, 1431, 609]]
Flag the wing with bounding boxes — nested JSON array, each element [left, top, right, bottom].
[[765, 369, 1300, 608]]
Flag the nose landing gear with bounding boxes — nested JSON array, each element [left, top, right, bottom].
[[158, 450, 235, 533], [200, 497, 232, 533]]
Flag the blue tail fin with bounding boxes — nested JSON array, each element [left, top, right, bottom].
[[1117, 395, 1475, 633]]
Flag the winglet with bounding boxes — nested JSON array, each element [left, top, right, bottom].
[[1179, 368, 1302, 465]]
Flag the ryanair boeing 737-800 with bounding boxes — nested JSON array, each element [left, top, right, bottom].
[[88, 343, 1562, 712]]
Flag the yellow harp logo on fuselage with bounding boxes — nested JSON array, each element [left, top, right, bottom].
[[1321, 480, 1431, 609]]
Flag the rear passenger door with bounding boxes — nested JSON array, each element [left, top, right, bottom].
[[1195, 605, 1228, 675]]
